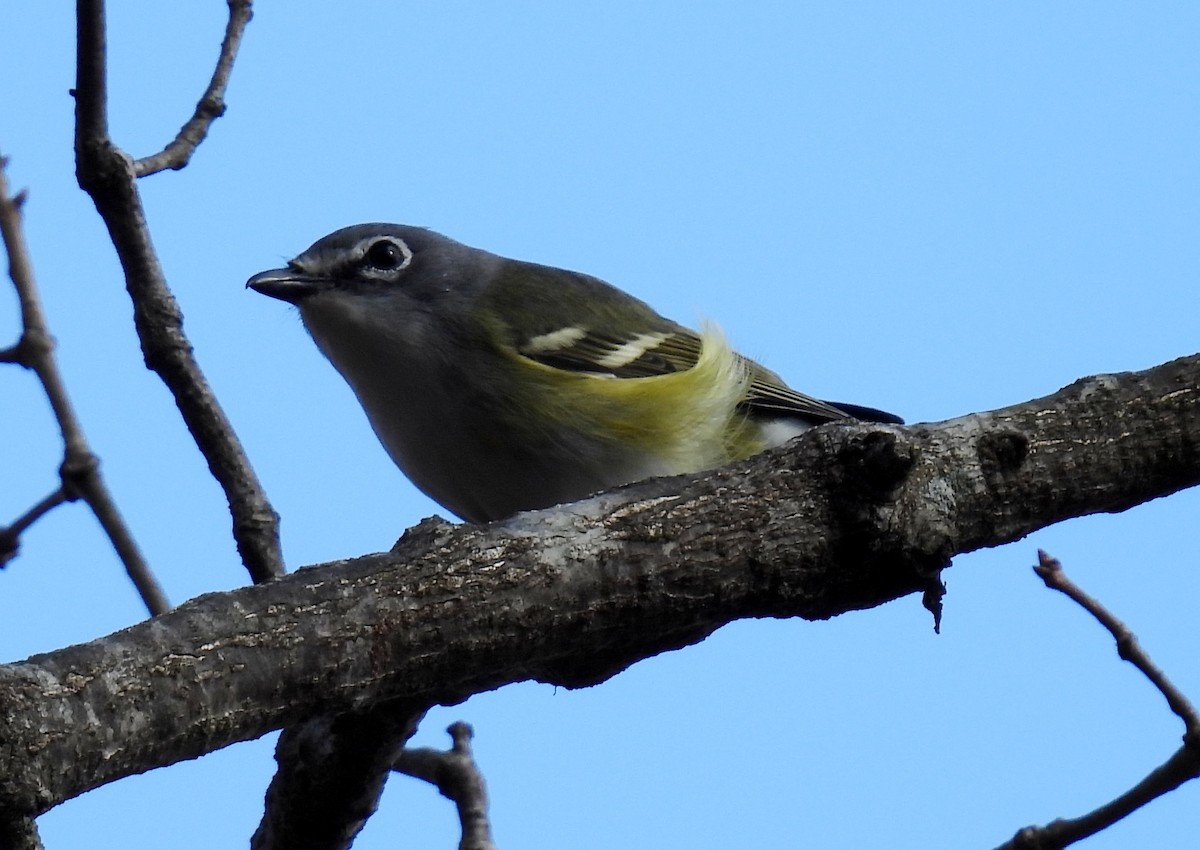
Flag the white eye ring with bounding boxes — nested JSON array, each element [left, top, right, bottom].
[[360, 237, 413, 276]]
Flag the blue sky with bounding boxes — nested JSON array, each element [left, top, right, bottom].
[[3, 3, 1198, 848]]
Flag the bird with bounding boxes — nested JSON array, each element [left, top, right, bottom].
[[247, 224, 901, 523]]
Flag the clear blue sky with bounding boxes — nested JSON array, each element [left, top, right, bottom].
[[3, 3, 1198, 848]]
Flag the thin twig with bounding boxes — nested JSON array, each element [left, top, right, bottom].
[[395, 722, 499, 850], [0, 157, 169, 614], [134, 0, 253, 176], [1035, 551, 1199, 730], [995, 551, 1200, 850], [74, 0, 284, 584], [1, 487, 69, 566]]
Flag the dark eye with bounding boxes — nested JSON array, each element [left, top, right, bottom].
[[364, 239, 407, 271]]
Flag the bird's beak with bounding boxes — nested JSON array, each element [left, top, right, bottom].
[[246, 268, 324, 304]]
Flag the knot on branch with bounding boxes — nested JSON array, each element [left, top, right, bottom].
[[816, 428, 943, 612], [2, 327, 54, 369], [197, 94, 228, 121], [977, 429, 1029, 480], [1009, 825, 1051, 849], [392, 515, 456, 553], [832, 428, 914, 500], [59, 451, 99, 501], [74, 139, 134, 193]]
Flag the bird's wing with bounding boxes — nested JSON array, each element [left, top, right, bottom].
[[487, 260, 887, 425], [518, 322, 855, 425]]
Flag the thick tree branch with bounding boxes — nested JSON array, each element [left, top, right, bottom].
[[0, 353, 1196, 817], [0, 815, 42, 850], [73, 0, 283, 584], [251, 702, 425, 850]]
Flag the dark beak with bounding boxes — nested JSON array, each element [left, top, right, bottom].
[[246, 268, 324, 304]]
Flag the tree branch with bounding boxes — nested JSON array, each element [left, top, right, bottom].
[[995, 552, 1200, 849], [395, 722, 499, 850], [133, 0, 253, 177], [251, 702, 426, 850], [0, 488, 68, 567], [0, 156, 168, 612], [73, 0, 283, 583], [0, 815, 42, 850], [0, 352, 1196, 816]]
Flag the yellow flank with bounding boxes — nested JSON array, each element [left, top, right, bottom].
[[511, 325, 763, 472]]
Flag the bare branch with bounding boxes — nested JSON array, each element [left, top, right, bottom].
[[73, 0, 283, 583], [0, 156, 168, 614], [0, 488, 69, 567], [395, 722, 498, 850], [0, 352, 1195, 816], [1036, 551, 1200, 731], [251, 702, 425, 850], [995, 552, 1200, 850], [73, 1, 109, 154], [133, 0, 254, 176]]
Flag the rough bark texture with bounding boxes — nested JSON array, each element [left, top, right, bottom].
[[251, 702, 424, 850], [0, 353, 1196, 818]]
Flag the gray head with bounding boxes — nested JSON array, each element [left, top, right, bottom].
[[246, 223, 499, 311], [246, 223, 517, 415]]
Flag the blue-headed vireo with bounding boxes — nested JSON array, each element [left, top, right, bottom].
[[247, 225, 901, 523]]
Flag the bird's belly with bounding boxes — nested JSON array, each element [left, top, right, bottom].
[[358, 383, 658, 522]]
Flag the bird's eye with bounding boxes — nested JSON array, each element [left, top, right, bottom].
[[364, 239, 408, 272]]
